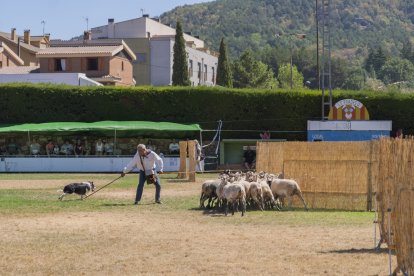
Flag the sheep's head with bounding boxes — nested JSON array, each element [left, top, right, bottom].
[[258, 171, 267, 178], [266, 174, 274, 185]]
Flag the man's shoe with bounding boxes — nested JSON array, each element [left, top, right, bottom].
[[134, 201, 140, 205], [155, 200, 162, 204]]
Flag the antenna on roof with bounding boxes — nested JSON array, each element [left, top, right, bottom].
[[140, 8, 144, 17], [41, 20, 46, 36], [83, 17, 89, 31]]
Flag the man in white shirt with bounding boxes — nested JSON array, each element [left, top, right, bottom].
[[168, 139, 180, 154], [121, 144, 163, 205]]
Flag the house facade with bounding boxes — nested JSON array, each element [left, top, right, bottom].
[[91, 16, 218, 86], [36, 37, 136, 86], [150, 36, 217, 86], [0, 29, 47, 66], [0, 42, 24, 68]]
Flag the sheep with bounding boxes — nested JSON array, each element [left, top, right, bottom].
[[236, 180, 252, 203], [258, 179, 278, 210], [249, 181, 264, 210], [216, 175, 231, 209], [223, 183, 246, 216], [267, 175, 308, 211], [200, 180, 220, 209]]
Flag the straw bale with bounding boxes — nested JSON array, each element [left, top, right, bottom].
[[283, 141, 371, 161], [376, 138, 414, 273], [376, 139, 396, 247], [256, 142, 283, 173], [284, 160, 368, 210], [392, 188, 414, 275], [257, 141, 374, 211]]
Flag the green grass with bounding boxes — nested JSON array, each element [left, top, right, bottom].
[[0, 173, 375, 227]]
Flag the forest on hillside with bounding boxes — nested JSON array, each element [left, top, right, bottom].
[[161, 0, 414, 91], [161, 0, 414, 60]]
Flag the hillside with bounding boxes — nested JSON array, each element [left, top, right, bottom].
[[160, 0, 414, 59]]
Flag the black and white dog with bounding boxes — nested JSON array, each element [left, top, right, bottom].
[[58, 181, 95, 200]]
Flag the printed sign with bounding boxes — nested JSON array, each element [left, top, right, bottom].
[[328, 99, 369, 121]]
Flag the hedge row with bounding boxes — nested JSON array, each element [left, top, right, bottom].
[[0, 84, 413, 140]]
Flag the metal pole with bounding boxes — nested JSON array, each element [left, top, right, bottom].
[[374, 193, 377, 248], [316, 0, 320, 90], [290, 49, 293, 89], [114, 129, 117, 155]]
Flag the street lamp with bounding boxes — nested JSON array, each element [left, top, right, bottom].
[[277, 33, 306, 89]]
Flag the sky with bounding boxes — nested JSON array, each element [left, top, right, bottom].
[[1, 0, 213, 40]]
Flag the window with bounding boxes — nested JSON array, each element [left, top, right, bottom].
[[188, 60, 193, 77], [212, 66, 215, 83], [135, 53, 147, 64], [55, 58, 66, 71], [87, 58, 98, 71], [204, 64, 208, 81], [197, 62, 201, 79]]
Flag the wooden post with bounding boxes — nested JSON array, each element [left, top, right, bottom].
[[188, 140, 196, 182], [177, 141, 187, 179]]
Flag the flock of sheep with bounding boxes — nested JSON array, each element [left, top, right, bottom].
[[200, 170, 309, 216]]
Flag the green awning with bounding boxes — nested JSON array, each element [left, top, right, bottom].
[[0, 121, 202, 138]]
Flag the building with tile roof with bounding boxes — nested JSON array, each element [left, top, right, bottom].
[[91, 16, 218, 86], [36, 33, 136, 86]]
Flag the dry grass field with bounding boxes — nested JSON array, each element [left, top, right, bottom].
[[0, 173, 395, 275]]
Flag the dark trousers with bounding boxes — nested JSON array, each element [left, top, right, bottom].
[[135, 170, 161, 202]]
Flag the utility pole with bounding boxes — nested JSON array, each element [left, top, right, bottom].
[[276, 33, 306, 89], [83, 17, 89, 31], [41, 20, 46, 36], [316, 0, 320, 90]]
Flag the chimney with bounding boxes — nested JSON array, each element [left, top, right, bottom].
[[24, 29, 31, 44], [11, 28, 16, 41], [143, 14, 149, 18], [108, 18, 115, 38], [83, 31, 91, 40]]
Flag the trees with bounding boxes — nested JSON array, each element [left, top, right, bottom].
[[364, 46, 388, 78], [378, 57, 414, 84], [401, 39, 414, 64], [373, 46, 387, 75], [277, 63, 304, 89], [216, 38, 233, 87], [233, 50, 277, 89], [172, 21, 190, 86], [364, 47, 376, 77]]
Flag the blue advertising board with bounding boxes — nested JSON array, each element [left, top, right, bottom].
[[307, 130, 390, 141]]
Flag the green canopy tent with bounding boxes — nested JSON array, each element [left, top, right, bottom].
[[0, 121, 202, 150]]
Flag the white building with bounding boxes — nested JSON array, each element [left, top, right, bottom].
[[91, 16, 218, 86], [0, 67, 102, 86]]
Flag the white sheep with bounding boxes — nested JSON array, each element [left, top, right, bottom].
[[200, 180, 220, 209], [249, 181, 264, 210], [216, 175, 230, 209], [267, 175, 308, 210], [259, 179, 278, 210], [223, 183, 246, 216]]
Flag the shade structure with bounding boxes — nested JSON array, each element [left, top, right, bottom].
[[0, 121, 202, 138]]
